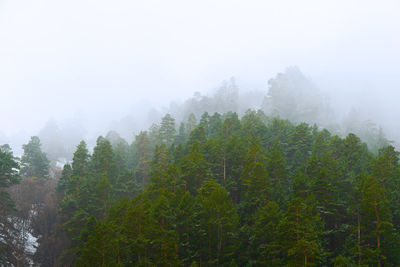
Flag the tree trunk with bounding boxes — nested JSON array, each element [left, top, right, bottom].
[[304, 253, 307, 267]]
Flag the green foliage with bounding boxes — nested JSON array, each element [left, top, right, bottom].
[[180, 142, 211, 195], [0, 144, 20, 189], [20, 136, 49, 178], [132, 131, 152, 188], [240, 143, 269, 215], [194, 179, 239, 265], [278, 196, 323, 266], [251, 201, 283, 265], [159, 114, 176, 145], [90, 137, 116, 182], [20, 110, 400, 266], [0, 144, 20, 263]]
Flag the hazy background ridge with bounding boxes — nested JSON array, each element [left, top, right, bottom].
[[1, 0, 399, 154]]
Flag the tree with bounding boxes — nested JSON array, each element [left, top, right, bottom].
[[240, 143, 269, 215], [194, 179, 239, 265], [278, 196, 323, 267], [262, 67, 330, 126], [56, 163, 72, 194], [0, 144, 20, 264], [358, 174, 393, 266], [288, 123, 312, 172], [106, 131, 130, 175], [132, 131, 152, 188], [159, 114, 176, 145], [20, 136, 49, 178], [90, 137, 116, 183], [251, 201, 283, 266], [72, 141, 90, 178], [0, 144, 20, 190], [241, 110, 268, 144], [186, 113, 197, 136], [267, 140, 289, 208], [180, 142, 211, 195]]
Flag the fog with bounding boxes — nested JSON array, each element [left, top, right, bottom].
[[1, 0, 400, 155]]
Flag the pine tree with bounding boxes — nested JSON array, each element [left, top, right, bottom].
[[0, 144, 20, 190], [241, 110, 268, 143], [267, 140, 289, 208], [288, 123, 312, 172], [0, 145, 20, 264], [180, 142, 211, 195], [57, 163, 72, 193], [278, 196, 323, 266], [186, 113, 197, 136], [72, 141, 90, 178], [90, 137, 116, 183], [132, 131, 152, 188], [20, 136, 50, 178], [174, 190, 196, 265], [209, 112, 222, 137], [359, 174, 393, 266], [159, 114, 176, 145], [194, 179, 239, 265], [251, 201, 283, 265], [240, 143, 269, 215], [199, 112, 210, 138]]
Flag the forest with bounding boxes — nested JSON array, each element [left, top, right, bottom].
[[1, 102, 400, 266], [2, 1, 400, 265]]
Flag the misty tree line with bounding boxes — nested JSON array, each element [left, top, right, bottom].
[[0, 67, 396, 266], [5, 67, 388, 163], [1, 108, 400, 266]]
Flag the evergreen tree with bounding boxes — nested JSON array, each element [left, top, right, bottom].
[[358, 174, 393, 266], [199, 112, 210, 137], [194, 179, 239, 265], [267, 140, 289, 208], [159, 114, 176, 145], [20, 136, 50, 178], [72, 141, 90, 178], [132, 131, 152, 188], [251, 201, 283, 266], [287, 123, 312, 172], [180, 142, 211, 195], [0, 144, 20, 191], [57, 163, 72, 193], [240, 143, 269, 216], [278, 196, 323, 266], [0, 144, 20, 264], [186, 113, 197, 136], [90, 137, 116, 183]]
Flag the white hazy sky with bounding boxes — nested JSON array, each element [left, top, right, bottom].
[[1, 0, 400, 137]]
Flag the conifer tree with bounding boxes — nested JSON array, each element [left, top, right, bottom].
[[132, 131, 152, 188], [20, 136, 49, 178], [267, 140, 289, 208], [0, 145, 20, 264], [240, 143, 269, 215], [359, 174, 393, 266], [251, 201, 283, 266], [72, 141, 90, 178], [180, 142, 211, 195], [90, 137, 116, 183], [194, 179, 239, 265], [288, 123, 312, 172], [159, 114, 176, 145]]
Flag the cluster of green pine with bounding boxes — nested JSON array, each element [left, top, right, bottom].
[[56, 110, 400, 266]]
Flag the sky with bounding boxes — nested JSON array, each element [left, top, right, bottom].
[[0, 0, 400, 143]]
